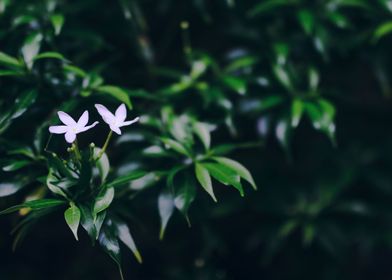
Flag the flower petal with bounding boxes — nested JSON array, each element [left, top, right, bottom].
[[77, 110, 89, 128], [95, 104, 115, 124], [115, 103, 127, 122], [58, 111, 76, 126], [110, 125, 122, 135], [65, 131, 76, 143], [121, 116, 140, 126], [49, 125, 68, 134], [77, 121, 99, 133]]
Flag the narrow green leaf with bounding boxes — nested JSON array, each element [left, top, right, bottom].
[[114, 218, 143, 263], [158, 190, 175, 240], [373, 21, 392, 42], [22, 32, 43, 69], [204, 163, 244, 196], [80, 204, 97, 243], [96, 85, 132, 110], [2, 160, 30, 172], [174, 175, 196, 225], [33, 52, 66, 61], [0, 51, 22, 69], [160, 138, 190, 157], [94, 186, 115, 216], [50, 14, 65, 35], [291, 99, 304, 127], [108, 171, 147, 188], [0, 199, 65, 215], [193, 122, 211, 150], [222, 75, 246, 95], [64, 203, 81, 241], [195, 163, 217, 202], [11, 90, 38, 119], [212, 157, 257, 190]]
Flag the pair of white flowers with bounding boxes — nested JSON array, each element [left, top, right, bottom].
[[49, 104, 139, 143]]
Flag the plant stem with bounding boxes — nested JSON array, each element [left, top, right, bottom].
[[97, 130, 113, 160], [73, 140, 82, 161]]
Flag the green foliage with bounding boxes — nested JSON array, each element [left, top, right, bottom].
[[1, 0, 392, 279]]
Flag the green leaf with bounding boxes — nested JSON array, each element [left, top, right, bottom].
[[212, 157, 257, 190], [203, 163, 244, 196], [22, 32, 43, 69], [373, 21, 392, 42], [94, 186, 115, 216], [33, 52, 66, 61], [50, 14, 65, 35], [98, 220, 124, 280], [80, 204, 97, 243], [0, 182, 24, 197], [297, 9, 314, 35], [222, 75, 246, 95], [63, 64, 87, 78], [95, 211, 107, 239], [2, 160, 30, 172], [0, 51, 22, 69], [273, 64, 294, 93], [94, 147, 110, 183], [158, 190, 175, 240], [248, 0, 298, 17], [12, 90, 38, 119], [195, 163, 217, 202], [96, 85, 132, 110], [46, 169, 68, 198], [108, 171, 147, 188], [275, 118, 291, 151], [114, 218, 143, 263], [0, 199, 66, 215], [174, 175, 196, 225], [160, 138, 190, 157], [291, 99, 304, 127], [64, 203, 81, 241], [193, 122, 211, 150]]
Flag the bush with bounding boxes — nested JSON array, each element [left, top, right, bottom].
[[1, 0, 392, 279]]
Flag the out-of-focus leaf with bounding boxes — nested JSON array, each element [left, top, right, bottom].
[[273, 64, 294, 93], [275, 118, 291, 151], [248, 0, 298, 17], [195, 163, 216, 201], [22, 32, 43, 69], [212, 157, 257, 190], [193, 122, 211, 150], [11, 90, 38, 119], [158, 190, 175, 239], [0, 182, 24, 197], [0, 52, 22, 69], [64, 203, 81, 241], [174, 175, 196, 224], [222, 75, 246, 95], [50, 14, 65, 35], [114, 218, 142, 263], [204, 163, 244, 196], [291, 99, 304, 127], [33, 52, 66, 61], [160, 138, 190, 157], [96, 85, 132, 110], [108, 171, 147, 188], [373, 21, 392, 42], [0, 199, 65, 215], [98, 220, 124, 279], [297, 9, 314, 35], [2, 160, 30, 171]]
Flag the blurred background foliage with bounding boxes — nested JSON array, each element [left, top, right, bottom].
[[1, 0, 392, 279]]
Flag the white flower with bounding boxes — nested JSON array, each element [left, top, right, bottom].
[[95, 103, 139, 135], [49, 111, 99, 143]]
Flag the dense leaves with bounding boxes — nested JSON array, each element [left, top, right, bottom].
[[1, 0, 392, 279]]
